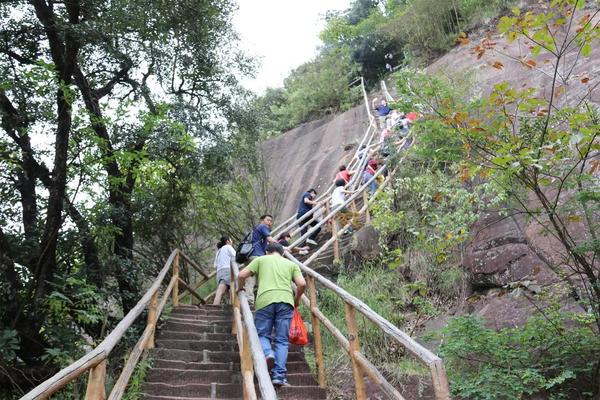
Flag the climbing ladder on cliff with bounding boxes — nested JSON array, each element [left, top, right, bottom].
[[20, 79, 449, 400]]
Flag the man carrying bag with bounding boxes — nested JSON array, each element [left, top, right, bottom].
[[237, 243, 306, 387]]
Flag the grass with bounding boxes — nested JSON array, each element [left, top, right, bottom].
[[122, 356, 152, 400]]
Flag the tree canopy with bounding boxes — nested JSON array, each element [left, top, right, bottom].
[[0, 0, 258, 395]]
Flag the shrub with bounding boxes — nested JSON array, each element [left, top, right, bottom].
[[435, 308, 600, 399]]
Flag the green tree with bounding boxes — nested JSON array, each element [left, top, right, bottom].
[[0, 0, 255, 394], [254, 46, 361, 135]]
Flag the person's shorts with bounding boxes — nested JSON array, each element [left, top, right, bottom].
[[216, 267, 230, 287]]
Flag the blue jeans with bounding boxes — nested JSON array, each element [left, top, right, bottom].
[[254, 302, 294, 380], [363, 171, 377, 195]]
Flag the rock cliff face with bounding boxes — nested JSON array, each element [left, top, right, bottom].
[[261, 105, 371, 221], [461, 211, 571, 329]]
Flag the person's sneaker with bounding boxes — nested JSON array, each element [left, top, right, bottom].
[[298, 249, 309, 255], [306, 238, 318, 246], [265, 355, 275, 372], [271, 378, 291, 387]]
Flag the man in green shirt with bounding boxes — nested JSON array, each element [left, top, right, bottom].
[[238, 243, 306, 387]]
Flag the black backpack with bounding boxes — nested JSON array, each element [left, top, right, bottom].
[[235, 230, 254, 264]]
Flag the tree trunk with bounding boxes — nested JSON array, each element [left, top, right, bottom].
[[72, 67, 141, 312]]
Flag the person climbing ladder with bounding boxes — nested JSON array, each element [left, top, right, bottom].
[[296, 189, 320, 246]]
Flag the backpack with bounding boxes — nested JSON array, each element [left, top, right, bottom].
[[235, 230, 254, 264]]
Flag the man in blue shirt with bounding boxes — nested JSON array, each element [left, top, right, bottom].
[[372, 98, 391, 128], [246, 214, 277, 303], [296, 189, 320, 246]]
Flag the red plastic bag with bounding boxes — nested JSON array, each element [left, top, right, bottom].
[[289, 309, 309, 346]]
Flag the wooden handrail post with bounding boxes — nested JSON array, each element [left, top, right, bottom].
[[307, 277, 326, 388], [363, 190, 370, 224], [191, 281, 199, 305], [230, 266, 235, 305], [344, 303, 367, 400], [350, 199, 358, 214], [172, 252, 180, 307], [84, 359, 107, 400], [241, 328, 256, 400], [430, 360, 451, 400], [146, 290, 159, 349], [231, 266, 238, 335], [332, 218, 340, 262]]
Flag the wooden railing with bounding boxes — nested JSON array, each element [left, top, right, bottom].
[[286, 249, 450, 400], [20, 249, 245, 400]]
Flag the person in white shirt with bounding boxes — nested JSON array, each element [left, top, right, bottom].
[[331, 179, 358, 234], [213, 236, 236, 305], [331, 179, 356, 212]]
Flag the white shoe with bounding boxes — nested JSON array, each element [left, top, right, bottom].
[[306, 239, 318, 246], [299, 249, 309, 255]]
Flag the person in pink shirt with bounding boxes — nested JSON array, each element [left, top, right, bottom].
[[334, 165, 356, 184]]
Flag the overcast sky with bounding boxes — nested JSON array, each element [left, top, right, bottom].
[[233, 0, 351, 93]]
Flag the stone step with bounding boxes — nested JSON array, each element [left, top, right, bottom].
[[146, 369, 317, 387], [169, 311, 232, 320], [143, 396, 240, 400], [142, 382, 326, 399], [170, 307, 231, 316], [152, 359, 310, 373], [276, 385, 327, 399], [146, 368, 241, 385], [151, 349, 240, 364], [153, 360, 239, 371], [158, 331, 235, 342], [168, 314, 233, 324], [175, 304, 232, 311], [142, 382, 242, 398], [156, 337, 307, 353], [278, 372, 318, 387], [162, 321, 231, 333], [156, 339, 238, 352], [170, 310, 232, 318], [168, 311, 233, 319], [151, 348, 305, 364], [165, 318, 231, 327], [165, 317, 231, 327]]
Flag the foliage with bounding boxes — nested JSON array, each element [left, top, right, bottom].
[[380, 1, 600, 396], [435, 307, 600, 399], [0, 329, 19, 364], [0, 0, 258, 394], [321, 0, 403, 82], [122, 357, 152, 400], [372, 169, 481, 266], [253, 47, 361, 137], [395, 0, 600, 329], [321, 0, 516, 79], [254, 0, 517, 137]]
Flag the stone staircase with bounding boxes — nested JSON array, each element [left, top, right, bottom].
[[142, 304, 327, 399]]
